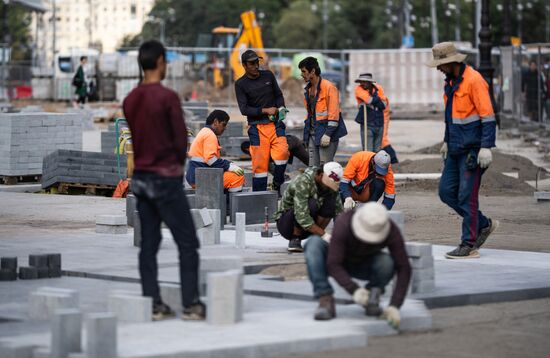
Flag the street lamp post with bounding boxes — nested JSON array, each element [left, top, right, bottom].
[[478, 0, 499, 127]]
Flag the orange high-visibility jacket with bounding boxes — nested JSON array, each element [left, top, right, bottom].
[[185, 126, 230, 185], [443, 65, 496, 154], [340, 151, 395, 199]]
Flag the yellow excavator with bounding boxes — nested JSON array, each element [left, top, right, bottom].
[[211, 11, 267, 88]]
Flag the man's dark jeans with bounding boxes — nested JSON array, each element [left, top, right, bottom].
[[304, 235, 395, 298], [132, 171, 200, 308]]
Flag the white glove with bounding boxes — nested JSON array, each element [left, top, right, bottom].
[[383, 306, 400, 329], [320, 135, 331, 147], [344, 197, 356, 211], [352, 287, 369, 306], [477, 148, 492, 169], [440, 142, 448, 160], [228, 163, 244, 176], [321, 232, 331, 243]]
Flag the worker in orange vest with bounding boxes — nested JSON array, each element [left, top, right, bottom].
[[299, 56, 347, 167], [186, 110, 245, 192], [354, 73, 387, 153], [427, 42, 499, 259], [340, 150, 395, 211]]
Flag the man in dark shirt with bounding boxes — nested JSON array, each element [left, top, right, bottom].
[[235, 50, 289, 193], [304, 202, 411, 329], [123, 40, 205, 321]]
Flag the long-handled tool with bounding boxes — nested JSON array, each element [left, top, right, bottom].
[[362, 102, 368, 151]]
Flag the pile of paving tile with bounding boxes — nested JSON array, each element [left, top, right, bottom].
[[0, 113, 82, 179], [41, 149, 126, 189], [0, 254, 62, 281], [405, 242, 435, 293]]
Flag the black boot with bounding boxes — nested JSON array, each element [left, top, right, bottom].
[[365, 287, 383, 316]]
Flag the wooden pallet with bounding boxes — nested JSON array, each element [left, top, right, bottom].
[[48, 182, 116, 196], [1, 174, 42, 185]]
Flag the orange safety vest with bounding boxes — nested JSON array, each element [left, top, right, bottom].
[[341, 151, 395, 197]]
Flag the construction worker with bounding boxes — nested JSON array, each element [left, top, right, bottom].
[[186, 110, 245, 192], [299, 56, 347, 167], [304, 202, 411, 328], [123, 40, 204, 321], [275, 162, 344, 253], [340, 150, 395, 211], [354, 73, 387, 152], [427, 42, 499, 259], [235, 49, 289, 194]]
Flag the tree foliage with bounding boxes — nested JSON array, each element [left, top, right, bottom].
[[0, 3, 32, 61]]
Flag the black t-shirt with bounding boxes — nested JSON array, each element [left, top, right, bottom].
[[235, 70, 285, 124]]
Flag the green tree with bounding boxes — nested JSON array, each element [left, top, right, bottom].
[[0, 3, 32, 61], [273, 0, 320, 49]]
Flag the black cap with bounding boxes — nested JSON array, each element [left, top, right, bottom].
[[241, 49, 262, 63]]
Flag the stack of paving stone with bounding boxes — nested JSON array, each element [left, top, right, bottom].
[[405, 242, 435, 293], [0, 112, 82, 178], [101, 121, 128, 154], [41, 149, 126, 189], [4, 253, 62, 280]]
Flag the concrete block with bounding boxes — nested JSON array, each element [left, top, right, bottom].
[[534, 191, 550, 202], [51, 309, 82, 358], [37, 267, 50, 279], [159, 283, 181, 312], [388, 211, 404, 234], [19, 266, 38, 280], [85, 313, 117, 358], [0, 268, 17, 281], [199, 255, 243, 295], [1, 256, 17, 271], [405, 242, 433, 258], [108, 294, 152, 323], [95, 215, 126, 226], [410, 255, 434, 269], [195, 168, 225, 228], [411, 279, 435, 293], [29, 254, 48, 268], [29, 288, 79, 320], [207, 270, 243, 325], [411, 267, 435, 282], [199, 209, 221, 245], [230, 191, 278, 224], [95, 224, 127, 235], [133, 210, 141, 247], [0, 341, 36, 358], [32, 347, 51, 358], [125, 194, 136, 227], [49, 267, 62, 278], [235, 212, 246, 249], [190, 208, 213, 229], [47, 254, 61, 269]]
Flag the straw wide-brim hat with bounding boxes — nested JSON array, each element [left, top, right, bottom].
[[351, 202, 390, 244], [354, 73, 376, 83], [426, 42, 467, 67]]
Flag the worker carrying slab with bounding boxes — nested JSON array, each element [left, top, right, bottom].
[[304, 202, 411, 329], [235, 50, 289, 194], [186, 109, 245, 192], [340, 150, 395, 211], [427, 42, 499, 259], [274, 162, 344, 253], [299, 56, 347, 167]]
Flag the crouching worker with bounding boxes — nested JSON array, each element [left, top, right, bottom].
[[274, 162, 344, 253], [304, 202, 411, 329], [186, 110, 245, 192], [340, 150, 396, 211]]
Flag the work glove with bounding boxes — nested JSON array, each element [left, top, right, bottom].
[[477, 148, 492, 169], [381, 195, 395, 210], [352, 287, 369, 306], [382, 306, 401, 329], [440, 142, 448, 160], [320, 135, 331, 147], [344, 197, 356, 211], [278, 107, 289, 122], [321, 232, 331, 243], [228, 163, 244, 176]]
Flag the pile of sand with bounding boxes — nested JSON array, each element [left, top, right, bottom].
[[280, 77, 305, 106], [394, 150, 546, 196]]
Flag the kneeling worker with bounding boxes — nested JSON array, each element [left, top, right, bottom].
[[340, 150, 396, 211], [304, 202, 411, 329], [274, 162, 344, 253], [186, 110, 245, 192]]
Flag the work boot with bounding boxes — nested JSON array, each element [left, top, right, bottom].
[[152, 301, 175, 321], [474, 219, 499, 249], [365, 287, 383, 317], [314, 294, 336, 320], [445, 243, 480, 259], [182, 301, 206, 321], [287, 238, 303, 253]]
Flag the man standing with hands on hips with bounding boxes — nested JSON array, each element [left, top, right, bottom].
[[427, 42, 499, 259]]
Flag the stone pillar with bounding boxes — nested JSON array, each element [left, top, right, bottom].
[[51, 309, 82, 358]]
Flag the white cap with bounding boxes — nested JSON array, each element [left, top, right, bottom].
[[374, 150, 391, 175], [351, 202, 390, 244], [321, 162, 343, 192]]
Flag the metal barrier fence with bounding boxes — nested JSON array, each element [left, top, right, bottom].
[[0, 61, 33, 100]]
